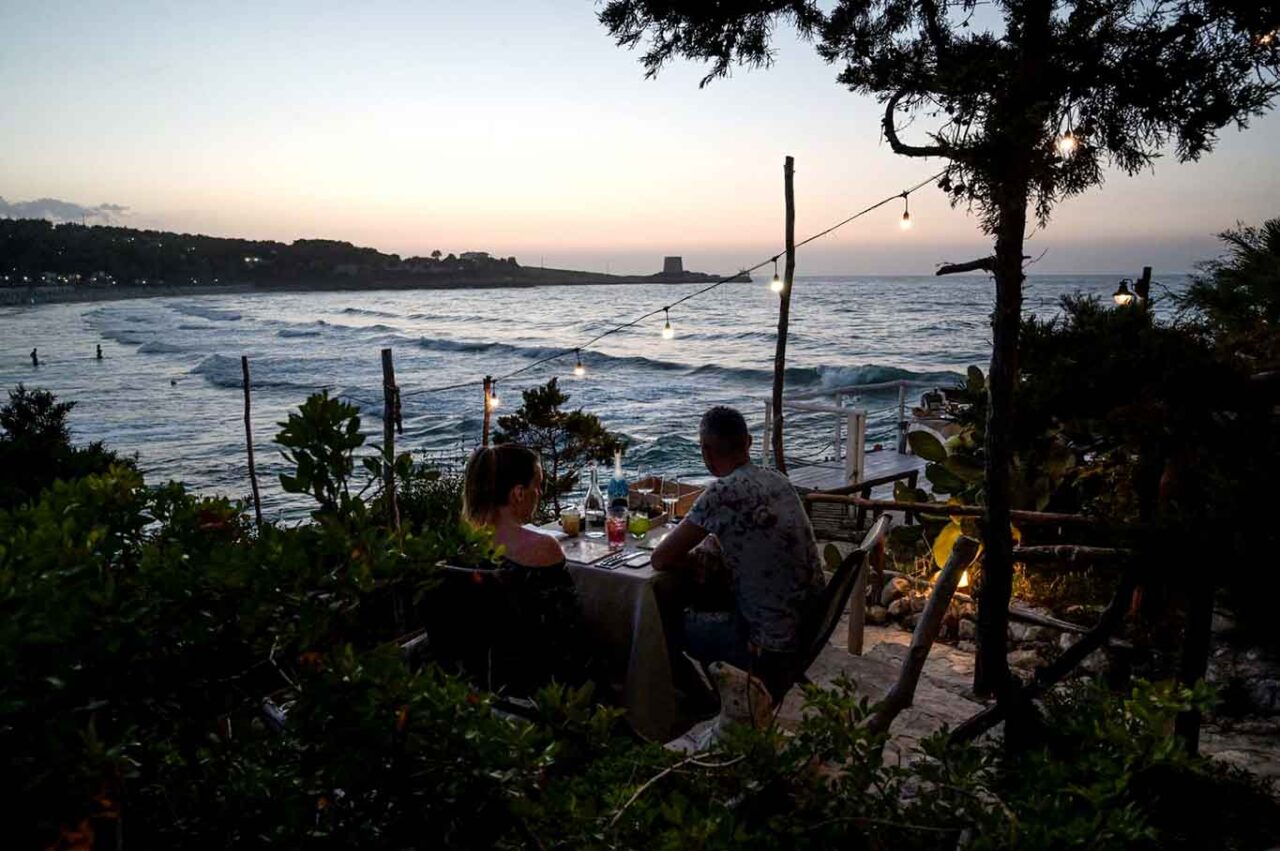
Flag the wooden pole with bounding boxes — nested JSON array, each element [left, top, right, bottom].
[[867, 535, 980, 735], [770, 156, 796, 475], [381, 348, 400, 530], [481, 375, 493, 447], [241, 356, 263, 529]]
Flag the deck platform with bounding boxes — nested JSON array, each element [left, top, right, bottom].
[[785, 449, 927, 494]]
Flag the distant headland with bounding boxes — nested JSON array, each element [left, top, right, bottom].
[[0, 219, 751, 306]]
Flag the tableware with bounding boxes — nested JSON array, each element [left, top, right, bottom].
[[560, 509, 581, 537], [606, 505, 627, 550]]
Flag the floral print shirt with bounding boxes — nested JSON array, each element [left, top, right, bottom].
[[686, 463, 825, 651]]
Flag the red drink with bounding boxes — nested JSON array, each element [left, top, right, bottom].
[[606, 508, 627, 550]]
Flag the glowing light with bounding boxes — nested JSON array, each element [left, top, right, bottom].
[[1113, 280, 1136, 306], [1056, 131, 1078, 158], [486, 382, 499, 410], [769, 256, 784, 292], [899, 193, 912, 230], [958, 569, 971, 589], [1259, 29, 1276, 46], [573, 349, 585, 377], [661, 307, 674, 340]]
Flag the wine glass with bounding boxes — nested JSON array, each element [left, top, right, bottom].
[[634, 467, 653, 513], [661, 475, 681, 528]]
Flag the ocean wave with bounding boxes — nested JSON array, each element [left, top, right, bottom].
[[340, 307, 400, 318], [173, 304, 242, 322], [415, 335, 689, 374], [815, 364, 964, 390], [276, 327, 323, 338], [191, 354, 329, 390], [138, 341, 186, 354]]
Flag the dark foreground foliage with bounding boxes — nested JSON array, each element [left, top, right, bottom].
[[1, 388, 1276, 849]]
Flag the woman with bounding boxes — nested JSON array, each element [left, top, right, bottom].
[[453, 445, 592, 692], [462, 444, 565, 569]]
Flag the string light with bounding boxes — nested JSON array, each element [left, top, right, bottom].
[[486, 380, 500, 410], [1056, 130, 1079, 158], [770, 256, 784, 293], [899, 193, 912, 229], [661, 307, 674, 340], [573, 349, 585, 377]]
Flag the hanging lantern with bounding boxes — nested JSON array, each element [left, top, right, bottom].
[[661, 307, 674, 340], [1113, 280, 1135, 306], [1056, 130, 1079, 158], [899, 193, 912, 230], [486, 381, 500, 410], [573, 349, 585, 377], [770, 257, 784, 293]]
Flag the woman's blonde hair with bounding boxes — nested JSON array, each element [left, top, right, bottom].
[[462, 444, 541, 525]]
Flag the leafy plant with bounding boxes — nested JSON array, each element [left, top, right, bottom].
[[493, 378, 625, 516]]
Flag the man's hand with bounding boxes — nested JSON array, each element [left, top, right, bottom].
[[650, 516, 709, 572]]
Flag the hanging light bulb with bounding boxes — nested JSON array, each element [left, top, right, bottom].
[[486, 381, 499, 410], [899, 193, 912, 230], [573, 349, 585, 378], [661, 307, 674, 340], [1056, 130, 1079, 158], [769, 256, 784, 293], [1113, 279, 1135, 306]]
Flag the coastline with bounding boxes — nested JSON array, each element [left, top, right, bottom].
[[0, 268, 753, 308]]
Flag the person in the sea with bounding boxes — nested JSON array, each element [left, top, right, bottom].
[[652, 405, 826, 700], [454, 444, 593, 693], [96, 344, 103, 360], [30, 348, 38, 367]]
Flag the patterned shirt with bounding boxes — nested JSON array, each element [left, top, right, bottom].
[[686, 463, 825, 651]]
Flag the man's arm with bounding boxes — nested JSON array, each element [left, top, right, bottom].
[[650, 516, 710, 572]]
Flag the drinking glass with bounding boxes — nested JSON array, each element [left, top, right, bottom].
[[661, 475, 681, 528], [606, 505, 627, 550]]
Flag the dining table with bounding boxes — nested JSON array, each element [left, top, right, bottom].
[[538, 521, 690, 742]]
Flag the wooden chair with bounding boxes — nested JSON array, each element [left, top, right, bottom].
[[785, 515, 891, 691]]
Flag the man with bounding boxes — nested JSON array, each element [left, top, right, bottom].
[[652, 406, 825, 698]]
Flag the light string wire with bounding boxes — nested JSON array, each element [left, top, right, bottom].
[[390, 168, 946, 400]]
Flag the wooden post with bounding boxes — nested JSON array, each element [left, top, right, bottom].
[[381, 348, 400, 530], [867, 535, 980, 735], [762, 401, 773, 465], [770, 156, 796, 475], [846, 516, 889, 655], [481, 375, 493, 447], [240, 356, 263, 529], [897, 381, 908, 454]]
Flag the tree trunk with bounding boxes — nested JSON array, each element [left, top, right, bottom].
[[973, 0, 1053, 701]]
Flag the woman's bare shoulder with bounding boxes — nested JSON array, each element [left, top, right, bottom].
[[513, 527, 566, 567]]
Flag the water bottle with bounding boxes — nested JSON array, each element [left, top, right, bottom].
[[582, 463, 606, 538], [607, 450, 629, 508]]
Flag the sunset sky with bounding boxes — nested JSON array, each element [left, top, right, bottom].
[[3, 0, 1278, 275]]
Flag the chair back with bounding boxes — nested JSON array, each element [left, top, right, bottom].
[[794, 515, 891, 676]]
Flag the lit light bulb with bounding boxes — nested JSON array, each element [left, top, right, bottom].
[[661, 308, 674, 340], [899, 193, 912, 229], [1113, 280, 1135, 306], [486, 384, 499, 410], [1056, 131, 1078, 158], [770, 274, 784, 293], [573, 349, 585, 377]]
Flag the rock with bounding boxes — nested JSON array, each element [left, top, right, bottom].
[[1080, 650, 1108, 675], [900, 613, 918, 631], [1024, 626, 1056, 644], [1058, 633, 1076, 653], [1009, 623, 1032, 643], [1008, 649, 1043, 671], [866, 605, 888, 626], [959, 619, 976, 641], [1248, 679, 1280, 714], [910, 595, 927, 613], [880, 577, 912, 607], [887, 597, 913, 619], [959, 602, 977, 621], [957, 640, 977, 653]]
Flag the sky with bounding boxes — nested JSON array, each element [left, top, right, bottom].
[[1, 0, 1278, 275]]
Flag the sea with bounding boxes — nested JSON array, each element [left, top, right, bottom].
[[0, 274, 1186, 519]]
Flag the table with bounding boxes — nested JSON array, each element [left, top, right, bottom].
[[553, 525, 685, 741]]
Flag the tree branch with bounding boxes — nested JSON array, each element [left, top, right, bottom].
[[883, 90, 951, 158], [936, 256, 995, 275]]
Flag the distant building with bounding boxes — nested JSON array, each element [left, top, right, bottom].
[[662, 256, 684, 275], [460, 251, 491, 262]]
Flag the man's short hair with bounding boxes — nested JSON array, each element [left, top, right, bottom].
[[700, 406, 750, 455]]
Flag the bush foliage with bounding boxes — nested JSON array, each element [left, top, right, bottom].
[[1, 387, 1275, 849]]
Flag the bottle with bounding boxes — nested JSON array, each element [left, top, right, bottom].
[[582, 462, 606, 538], [607, 450, 629, 508]]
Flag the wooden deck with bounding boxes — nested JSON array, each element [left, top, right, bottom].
[[786, 449, 928, 495]]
